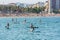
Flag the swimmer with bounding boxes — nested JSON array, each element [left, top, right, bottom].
[[30, 23, 34, 32], [5, 23, 10, 29], [23, 19, 26, 24], [14, 18, 19, 24], [30, 23, 33, 28], [30, 23, 39, 32], [24, 19, 26, 22], [7, 23, 9, 29]]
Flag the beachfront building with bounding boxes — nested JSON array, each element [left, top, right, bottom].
[[16, 2, 31, 8], [29, 2, 44, 8], [44, 1, 49, 12], [16, 3, 26, 8], [48, 0, 60, 13]]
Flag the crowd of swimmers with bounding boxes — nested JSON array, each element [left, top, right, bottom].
[[5, 18, 39, 32]]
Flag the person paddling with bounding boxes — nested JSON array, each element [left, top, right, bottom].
[[30, 23, 39, 32], [30, 23, 35, 32]]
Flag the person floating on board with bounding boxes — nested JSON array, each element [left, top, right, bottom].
[[5, 22, 10, 29]]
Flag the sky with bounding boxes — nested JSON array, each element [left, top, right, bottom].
[[0, 0, 47, 4]]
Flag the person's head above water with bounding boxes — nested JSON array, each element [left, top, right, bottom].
[[7, 22, 9, 26], [30, 23, 33, 27], [24, 19, 26, 21]]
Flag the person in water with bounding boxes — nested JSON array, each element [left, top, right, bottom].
[[24, 19, 26, 23], [23, 19, 26, 24], [30, 23, 35, 31], [14, 18, 19, 24], [30, 23, 33, 28], [30, 23, 39, 32], [5, 23, 9, 29]]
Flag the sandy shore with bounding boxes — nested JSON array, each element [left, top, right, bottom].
[[0, 13, 60, 18]]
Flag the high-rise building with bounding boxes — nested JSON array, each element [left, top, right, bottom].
[[44, 1, 49, 12], [48, 0, 60, 13]]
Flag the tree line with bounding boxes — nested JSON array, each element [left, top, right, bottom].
[[0, 5, 45, 13]]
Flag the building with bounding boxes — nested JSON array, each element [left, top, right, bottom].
[[37, 2, 44, 7], [29, 2, 44, 8], [44, 1, 49, 12], [16, 2, 29, 8], [48, 0, 60, 13]]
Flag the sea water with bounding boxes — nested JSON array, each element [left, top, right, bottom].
[[0, 17, 60, 40]]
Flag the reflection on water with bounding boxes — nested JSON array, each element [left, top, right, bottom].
[[0, 17, 60, 40]]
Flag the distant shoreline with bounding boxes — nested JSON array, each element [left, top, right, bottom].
[[0, 13, 60, 18]]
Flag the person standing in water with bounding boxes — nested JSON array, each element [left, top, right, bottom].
[[5, 22, 10, 29]]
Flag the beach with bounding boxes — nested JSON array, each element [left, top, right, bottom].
[[0, 13, 60, 17]]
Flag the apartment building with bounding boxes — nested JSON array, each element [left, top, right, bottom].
[[48, 0, 60, 13]]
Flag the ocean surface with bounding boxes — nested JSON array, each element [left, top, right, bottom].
[[0, 17, 60, 40]]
